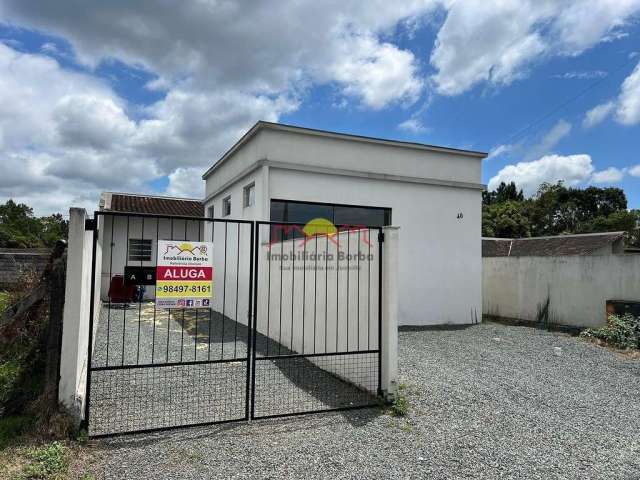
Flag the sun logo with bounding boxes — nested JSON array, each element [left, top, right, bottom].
[[179, 242, 193, 252], [303, 218, 337, 238]]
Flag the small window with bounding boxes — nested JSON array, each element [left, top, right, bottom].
[[243, 183, 255, 208], [128, 239, 152, 262], [222, 196, 231, 216], [207, 205, 214, 218]]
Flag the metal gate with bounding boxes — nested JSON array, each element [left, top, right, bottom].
[[85, 213, 382, 436], [250, 221, 382, 419], [86, 212, 254, 436]]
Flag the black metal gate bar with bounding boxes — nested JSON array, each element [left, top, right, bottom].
[[85, 211, 254, 437], [250, 220, 383, 420]]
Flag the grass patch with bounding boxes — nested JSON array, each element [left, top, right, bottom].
[[581, 314, 639, 350]]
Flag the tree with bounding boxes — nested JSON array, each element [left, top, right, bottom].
[[0, 200, 68, 248], [482, 181, 637, 241], [483, 181, 524, 205], [482, 201, 532, 238]]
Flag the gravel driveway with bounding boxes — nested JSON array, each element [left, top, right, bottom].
[[86, 322, 640, 479]]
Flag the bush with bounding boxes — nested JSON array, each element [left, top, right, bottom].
[[581, 314, 640, 350]]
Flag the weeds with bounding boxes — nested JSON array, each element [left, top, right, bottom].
[[581, 314, 639, 350], [20, 441, 67, 479], [389, 383, 409, 417]]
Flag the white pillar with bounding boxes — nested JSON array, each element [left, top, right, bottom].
[[381, 226, 399, 399], [59, 208, 94, 422]]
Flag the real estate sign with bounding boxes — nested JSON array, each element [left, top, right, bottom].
[[155, 240, 213, 309]]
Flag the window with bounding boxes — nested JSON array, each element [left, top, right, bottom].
[[222, 196, 231, 216], [128, 239, 152, 261], [207, 205, 214, 219], [243, 183, 255, 208], [270, 199, 391, 240]]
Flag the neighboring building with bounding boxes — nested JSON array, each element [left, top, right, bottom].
[[482, 232, 626, 257], [100, 192, 203, 217], [483, 232, 640, 328], [202, 121, 486, 326], [97, 192, 204, 300]]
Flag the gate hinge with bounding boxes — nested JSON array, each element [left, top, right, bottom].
[[378, 231, 385, 243], [85, 218, 96, 231]]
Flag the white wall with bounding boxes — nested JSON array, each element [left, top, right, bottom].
[[483, 255, 640, 328], [268, 168, 482, 326], [259, 128, 481, 185], [59, 208, 102, 421]]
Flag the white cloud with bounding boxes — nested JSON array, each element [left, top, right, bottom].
[[0, 43, 294, 214], [398, 117, 427, 134], [583, 61, 640, 128], [0, 1, 444, 213], [525, 119, 572, 160], [329, 35, 423, 109], [629, 164, 640, 177], [553, 71, 608, 80], [488, 154, 596, 196], [430, 0, 640, 95], [616, 61, 640, 125], [1, 1, 436, 108], [583, 101, 615, 128], [486, 144, 512, 160], [166, 167, 205, 198], [591, 167, 625, 183]]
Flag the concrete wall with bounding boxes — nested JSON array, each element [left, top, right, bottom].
[[0, 248, 50, 289], [268, 168, 481, 326], [59, 208, 102, 421], [483, 255, 640, 328]]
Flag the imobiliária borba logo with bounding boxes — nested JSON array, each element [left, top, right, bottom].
[[267, 218, 375, 266]]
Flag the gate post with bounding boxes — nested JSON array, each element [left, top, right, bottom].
[[381, 226, 399, 400], [59, 208, 98, 424]]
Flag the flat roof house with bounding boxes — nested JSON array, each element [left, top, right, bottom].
[[202, 122, 487, 326]]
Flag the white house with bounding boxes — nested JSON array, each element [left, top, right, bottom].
[[202, 121, 486, 326]]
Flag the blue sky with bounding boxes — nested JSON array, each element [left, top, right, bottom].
[[0, 1, 639, 214]]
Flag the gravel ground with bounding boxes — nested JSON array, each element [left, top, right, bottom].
[[86, 322, 640, 479]]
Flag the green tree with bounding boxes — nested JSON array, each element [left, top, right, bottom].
[[483, 181, 524, 205], [0, 200, 68, 248], [482, 200, 532, 238], [482, 181, 636, 241]]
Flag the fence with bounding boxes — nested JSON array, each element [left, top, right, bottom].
[[483, 255, 640, 328]]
